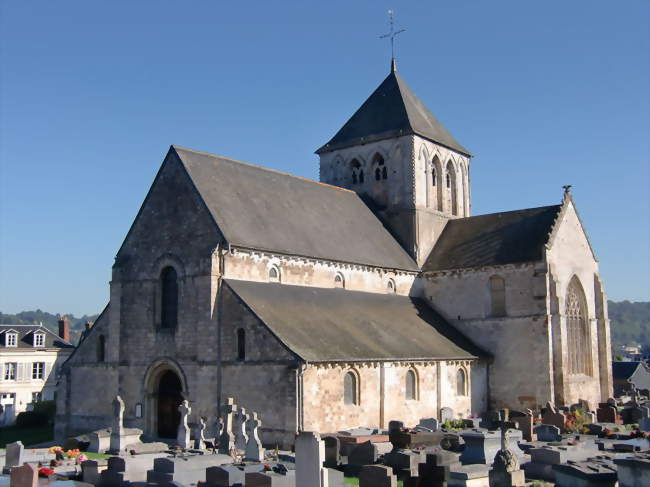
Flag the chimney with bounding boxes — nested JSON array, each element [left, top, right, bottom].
[[58, 317, 70, 343], [84, 321, 94, 331]]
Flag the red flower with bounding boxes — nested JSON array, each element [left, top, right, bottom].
[[38, 468, 55, 477]]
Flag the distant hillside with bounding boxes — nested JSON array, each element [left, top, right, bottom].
[[608, 300, 650, 348], [0, 309, 99, 345], [1, 300, 648, 349]]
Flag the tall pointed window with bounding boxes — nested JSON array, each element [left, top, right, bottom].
[[237, 328, 246, 361], [566, 276, 592, 375], [457, 368, 467, 396], [344, 371, 359, 405], [489, 276, 506, 317], [445, 161, 458, 215], [160, 266, 178, 329], [372, 153, 387, 181], [405, 369, 418, 400], [350, 159, 361, 185], [98, 335, 106, 362]]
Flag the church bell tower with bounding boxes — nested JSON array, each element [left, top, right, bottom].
[[317, 61, 472, 265]]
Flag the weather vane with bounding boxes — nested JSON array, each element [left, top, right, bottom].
[[380, 9, 406, 61]]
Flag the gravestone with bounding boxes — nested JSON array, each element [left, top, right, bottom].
[[146, 457, 175, 484], [552, 461, 617, 487], [348, 441, 379, 466], [614, 454, 650, 487], [194, 416, 208, 449], [295, 431, 326, 487], [81, 460, 100, 485], [205, 465, 245, 486], [489, 426, 525, 487], [5, 441, 24, 468], [440, 407, 454, 423], [418, 418, 439, 432], [359, 465, 396, 487], [99, 456, 127, 487], [534, 424, 561, 442], [245, 471, 294, 487], [109, 395, 126, 453], [244, 411, 265, 461], [219, 397, 237, 454], [88, 429, 111, 453], [640, 417, 650, 431], [177, 400, 191, 449], [541, 401, 566, 432], [417, 450, 459, 486], [10, 463, 37, 487], [459, 429, 501, 465], [517, 409, 534, 442], [323, 436, 340, 468], [235, 408, 249, 451], [597, 403, 618, 423]]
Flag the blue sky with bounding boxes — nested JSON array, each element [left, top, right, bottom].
[[1, 1, 648, 316]]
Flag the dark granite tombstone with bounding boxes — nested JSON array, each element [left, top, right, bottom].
[[534, 424, 562, 442], [204, 465, 244, 487], [552, 461, 617, 487], [323, 436, 341, 468], [541, 402, 566, 432], [348, 440, 378, 466], [597, 404, 618, 424], [359, 465, 396, 487]]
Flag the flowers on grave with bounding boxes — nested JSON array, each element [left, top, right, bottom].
[[38, 467, 55, 477], [48, 446, 63, 454], [263, 464, 272, 471], [66, 448, 81, 458]]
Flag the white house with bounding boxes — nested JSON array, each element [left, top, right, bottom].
[[0, 319, 74, 425]]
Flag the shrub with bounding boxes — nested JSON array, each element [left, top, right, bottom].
[[16, 411, 49, 428], [33, 400, 56, 422]]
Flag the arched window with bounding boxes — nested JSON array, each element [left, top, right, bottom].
[[489, 276, 506, 317], [160, 266, 178, 329], [387, 279, 396, 293], [237, 328, 246, 361], [344, 371, 359, 405], [432, 166, 437, 186], [432, 156, 443, 211], [334, 273, 345, 289], [350, 159, 361, 185], [445, 161, 458, 215], [269, 265, 280, 283], [456, 368, 467, 396], [405, 369, 418, 400], [566, 276, 592, 375], [98, 335, 105, 363], [372, 153, 386, 181]]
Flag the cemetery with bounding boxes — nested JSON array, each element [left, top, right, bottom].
[[3, 393, 650, 487]]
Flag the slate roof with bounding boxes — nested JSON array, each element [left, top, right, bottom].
[[173, 146, 418, 271], [0, 324, 74, 349], [225, 279, 484, 362], [612, 361, 642, 380], [316, 65, 470, 156], [423, 205, 563, 272]]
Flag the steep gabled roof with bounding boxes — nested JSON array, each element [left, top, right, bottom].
[[612, 361, 640, 380], [225, 279, 485, 362], [173, 146, 418, 271], [423, 205, 563, 272], [316, 65, 470, 156]]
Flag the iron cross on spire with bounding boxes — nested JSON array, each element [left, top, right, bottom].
[[380, 9, 406, 63]]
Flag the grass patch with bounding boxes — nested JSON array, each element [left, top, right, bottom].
[[0, 424, 53, 448], [83, 452, 111, 460]]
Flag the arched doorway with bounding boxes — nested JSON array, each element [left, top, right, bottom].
[[157, 370, 182, 438]]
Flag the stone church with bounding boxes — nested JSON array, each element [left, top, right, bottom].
[[55, 61, 613, 447]]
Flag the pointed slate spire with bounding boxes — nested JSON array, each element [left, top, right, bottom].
[[316, 67, 470, 157]]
